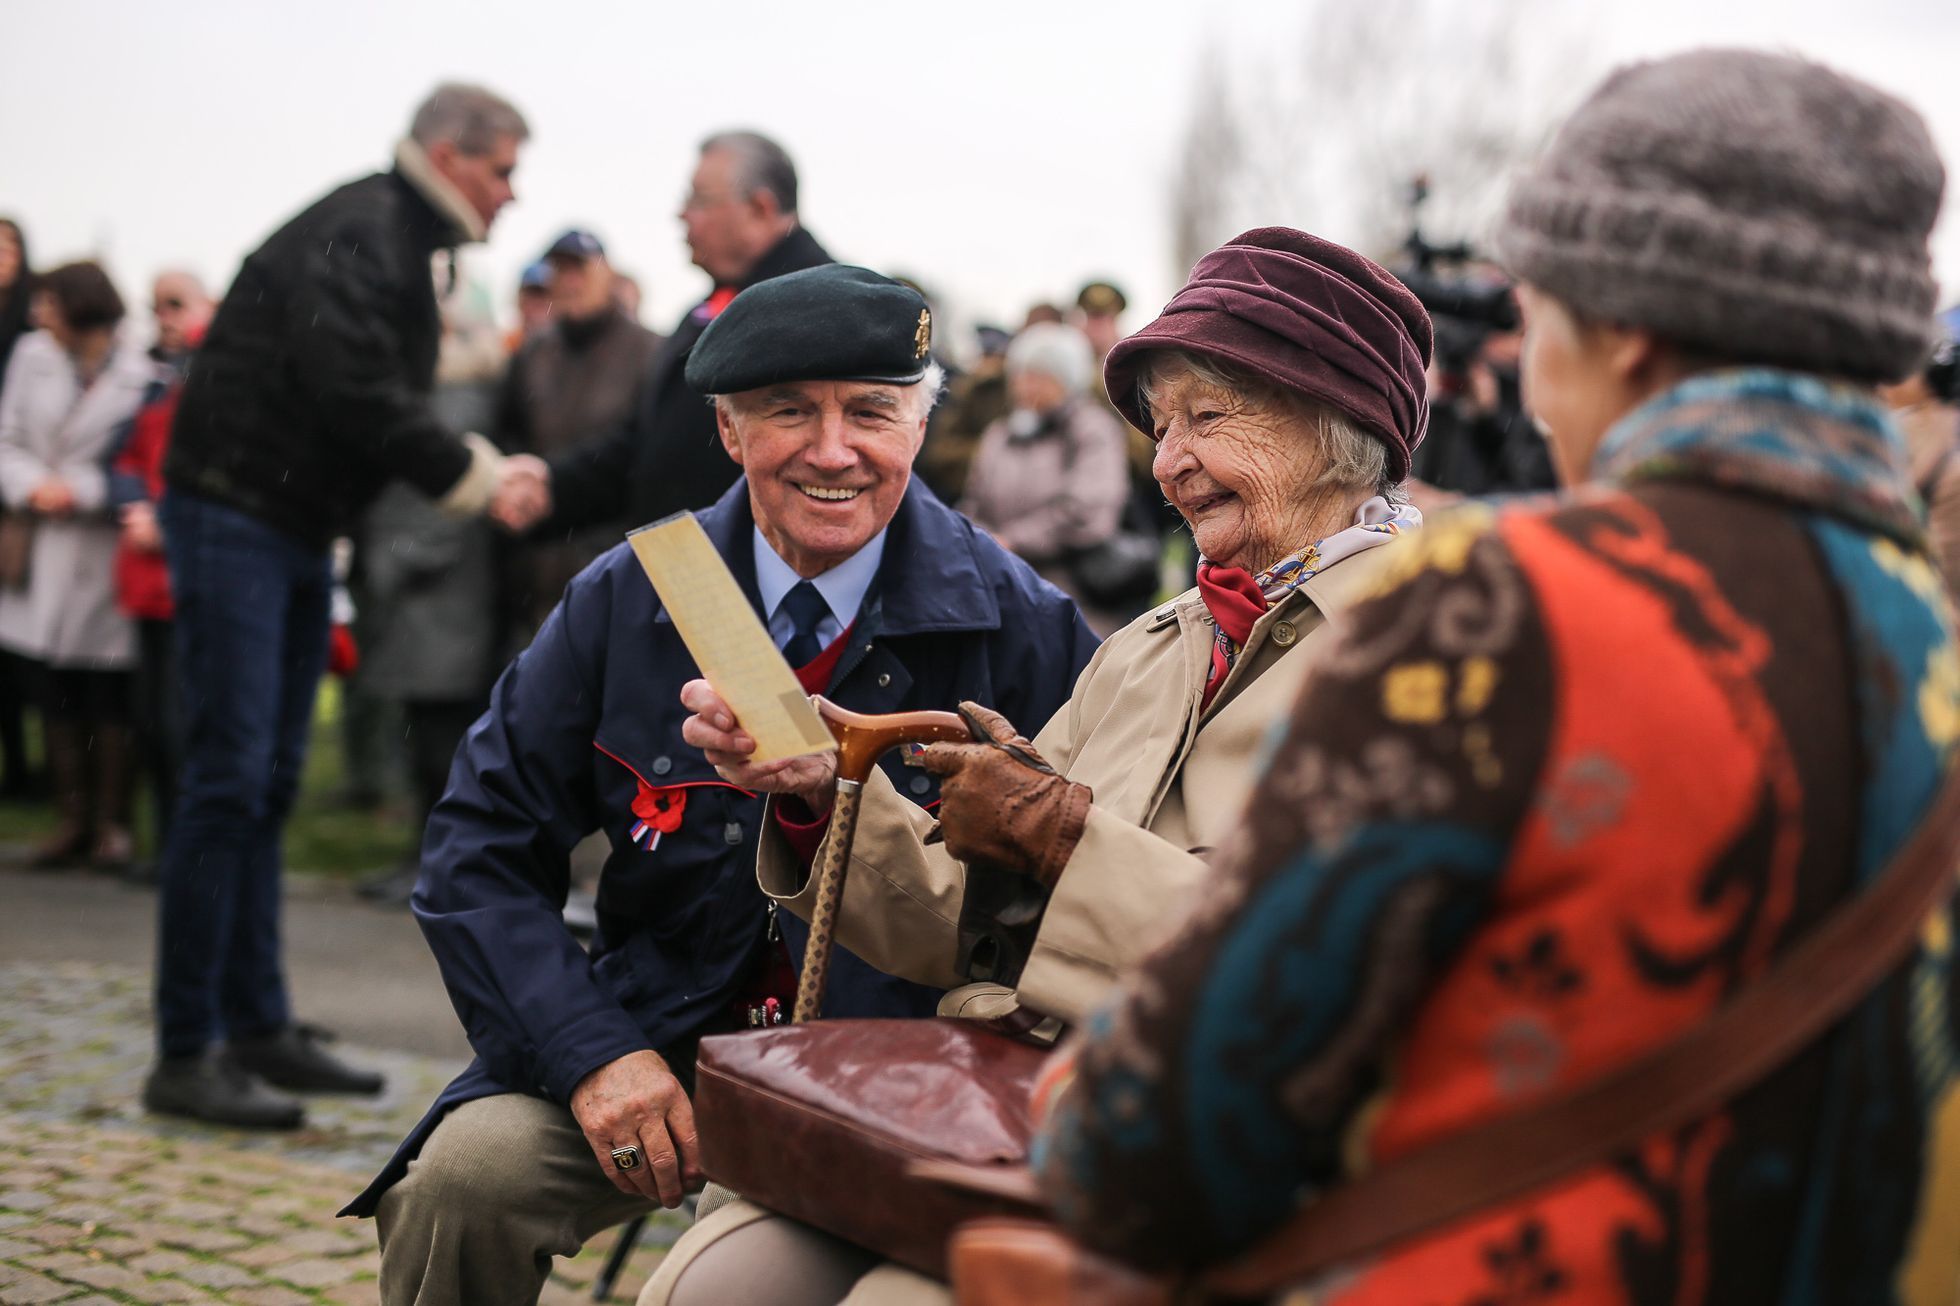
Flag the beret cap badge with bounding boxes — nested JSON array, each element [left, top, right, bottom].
[[914, 309, 932, 360]]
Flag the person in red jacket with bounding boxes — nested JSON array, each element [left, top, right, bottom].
[[103, 270, 213, 879]]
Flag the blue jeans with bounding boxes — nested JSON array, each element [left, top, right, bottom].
[[155, 493, 331, 1058]]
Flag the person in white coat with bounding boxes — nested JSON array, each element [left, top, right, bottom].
[[0, 261, 152, 868]]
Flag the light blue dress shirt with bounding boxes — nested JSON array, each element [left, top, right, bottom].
[[753, 525, 888, 653]]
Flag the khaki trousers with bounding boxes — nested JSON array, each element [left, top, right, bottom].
[[639, 1195, 949, 1306], [375, 1093, 654, 1306]]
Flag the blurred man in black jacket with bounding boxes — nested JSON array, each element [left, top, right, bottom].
[[149, 82, 527, 1129], [490, 131, 831, 534]]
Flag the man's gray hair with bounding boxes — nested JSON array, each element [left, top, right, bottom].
[[153, 268, 211, 300], [410, 83, 530, 155], [700, 130, 799, 215], [713, 362, 947, 423], [1138, 350, 1401, 498]]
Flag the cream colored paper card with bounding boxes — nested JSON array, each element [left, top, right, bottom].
[[628, 514, 836, 763]]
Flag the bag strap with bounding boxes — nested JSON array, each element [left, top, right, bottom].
[[917, 760, 1960, 1294], [1204, 757, 1960, 1294]]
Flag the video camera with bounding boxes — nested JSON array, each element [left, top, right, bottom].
[[1393, 176, 1518, 378], [1393, 178, 1556, 494]]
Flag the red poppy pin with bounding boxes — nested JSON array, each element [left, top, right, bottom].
[[628, 782, 687, 852]]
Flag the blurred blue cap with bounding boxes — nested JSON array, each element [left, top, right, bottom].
[[544, 229, 606, 262]]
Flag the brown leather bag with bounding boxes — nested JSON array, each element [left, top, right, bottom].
[[938, 759, 1960, 1304], [693, 1017, 1049, 1278]]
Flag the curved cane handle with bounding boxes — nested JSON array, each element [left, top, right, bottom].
[[812, 696, 969, 784], [793, 699, 972, 1023]]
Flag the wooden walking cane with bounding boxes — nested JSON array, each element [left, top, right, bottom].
[[793, 696, 969, 1023]]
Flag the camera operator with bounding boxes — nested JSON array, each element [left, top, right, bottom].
[[1395, 181, 1556, 501]]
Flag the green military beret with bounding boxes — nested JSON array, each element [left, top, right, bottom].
[[685, 264, 934, 395]]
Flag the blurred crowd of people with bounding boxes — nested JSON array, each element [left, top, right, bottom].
[[0, 142, 1177, 898], [0, 228, 216, 876]]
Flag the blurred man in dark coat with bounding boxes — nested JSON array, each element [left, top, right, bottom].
[[492, 131, 831, 535]]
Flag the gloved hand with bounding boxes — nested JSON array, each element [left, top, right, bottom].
[[916, 702, 1092, 887]]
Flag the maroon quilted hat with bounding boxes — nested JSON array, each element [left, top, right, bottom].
[[1105, 228, 1433, 480]]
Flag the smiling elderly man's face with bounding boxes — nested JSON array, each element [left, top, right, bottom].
[[716, 380, 928, 577]]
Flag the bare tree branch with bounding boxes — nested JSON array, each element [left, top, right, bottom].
[[1170, 0, 1600, 270]]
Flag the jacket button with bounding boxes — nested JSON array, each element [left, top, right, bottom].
[[1272, 621, 1298, 647], [723, 822, 744, 846], [909, 775, 931, 796], [877, 672, 892, 687], [651, 756, 673, 776]]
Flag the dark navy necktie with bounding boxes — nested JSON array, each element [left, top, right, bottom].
[[779, 580, 831, 668]]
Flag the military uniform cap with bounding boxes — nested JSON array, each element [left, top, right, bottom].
[[686, 264, 933, 395], [1076, 280, 1127, 316]]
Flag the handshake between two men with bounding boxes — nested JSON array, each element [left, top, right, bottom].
[[485, 452, 554, 534]]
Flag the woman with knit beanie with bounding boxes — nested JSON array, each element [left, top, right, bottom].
[[1031, 48, 1960, 1304]]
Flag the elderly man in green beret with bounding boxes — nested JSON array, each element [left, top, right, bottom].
[[345, 264, 1098, 1306]]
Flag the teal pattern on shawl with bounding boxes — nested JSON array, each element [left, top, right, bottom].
[[1783, 516, 1959, 1299], [1805, 519, 1956, 882], [1596, 369, 1924, 549], [1173, 824, 1506, 1252]]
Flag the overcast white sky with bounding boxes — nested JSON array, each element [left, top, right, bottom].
[[4, 0, 1958, 348]]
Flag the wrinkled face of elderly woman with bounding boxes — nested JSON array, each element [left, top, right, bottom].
[[1145, 359, 1379, 573]]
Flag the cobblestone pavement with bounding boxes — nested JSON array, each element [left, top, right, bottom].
[[0, 962, 687, 1304]]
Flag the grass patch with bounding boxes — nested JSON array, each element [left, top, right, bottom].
[[285, 679, 420, 878]]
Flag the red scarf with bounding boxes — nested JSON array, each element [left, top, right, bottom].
[[1196, 563, 1270, 712], [1190, 500, 1424, 713]]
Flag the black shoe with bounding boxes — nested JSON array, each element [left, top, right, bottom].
[[226, 1023, 385, 1095], [143, 1051, 305, 1129]]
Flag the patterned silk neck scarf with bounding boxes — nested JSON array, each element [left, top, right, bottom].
[[1194, 496, 1422, 710]]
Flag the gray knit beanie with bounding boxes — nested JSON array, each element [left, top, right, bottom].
[[1496, 48, 1945, 382]]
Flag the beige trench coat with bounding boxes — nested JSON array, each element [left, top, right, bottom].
[[758, 540, 1405, 1027]]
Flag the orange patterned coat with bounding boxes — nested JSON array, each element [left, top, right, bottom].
[[1034, 371, 1960, 1305]]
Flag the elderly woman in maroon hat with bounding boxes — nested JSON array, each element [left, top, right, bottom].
[[655, 228, 1432, 1304]]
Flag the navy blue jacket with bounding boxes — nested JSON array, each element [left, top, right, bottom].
[[345, 479, 1098, 1214]]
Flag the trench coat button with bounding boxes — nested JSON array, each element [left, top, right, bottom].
[[909, 775, 932, 796], [723, 822, 744, 846], [1272, 621, 1298, 647], [877, 672, 892, 687], [651, 755, 673, 776]]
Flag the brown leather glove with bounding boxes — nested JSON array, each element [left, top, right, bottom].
[[915, 702, 1093, 888]]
